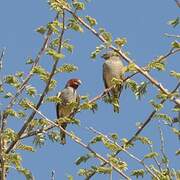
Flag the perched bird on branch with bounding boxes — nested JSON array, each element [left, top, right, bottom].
[[56, 78, 82, 144], [102, 51, 124, 113]]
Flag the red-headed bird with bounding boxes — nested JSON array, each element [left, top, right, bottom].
[[102, 51, 124, 113], [56, 78, 82, 144]]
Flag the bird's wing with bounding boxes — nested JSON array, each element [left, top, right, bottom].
[[103, 63, 109, 89], [56, 92, 61, 119]]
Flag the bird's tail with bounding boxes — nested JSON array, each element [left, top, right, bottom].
[[60, 123, 67, 145], [112, 97, 120, 113]]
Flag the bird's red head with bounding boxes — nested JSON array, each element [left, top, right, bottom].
[[66, 78, 82, 89]]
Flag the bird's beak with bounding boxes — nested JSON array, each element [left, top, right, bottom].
[[77, 79, 82, 85]]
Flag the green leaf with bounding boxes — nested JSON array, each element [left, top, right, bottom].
[[36, 26, 47, 35], [16, 71, 24, 78], [32, 65, 47, 75], [171, 41, 180, 48], [47, 20, 63, 34], [135, 136, 152, 145], [4, 92, 13, 98], [4, 128, 17, 141], [102, 138, 119, 152], [170, 70, 180, 79], [144, 152, 158, 159], [99, 28, 112, 43], [156, 91, 168, 100], [26, 58, 34, 64], [125, 79, 139, 97], [110, 133, 119, 141], [4, 108, 17, 117], [78, 168, 94, 177], [114, 37, 127, 48], [17, 111, 26, 118], [19, 99, 35, 110], [56, 64, 78, 73], [73, 2, 85, 10], [168, 17, 179, 28], [57, 117, 80, 126], [175, 149, 180, 156], [153, 113, 173, 124], [147, 56, 166, 71], [161, 155, 169, 164], [48, 0, 70, 12], [75, 153, 93, 165], [17, 144, 35, 152], [172, 128, 180, 136], [135, 81, 148, 100], [131, 169, 145, 178], [149, 100, 163, 111], [4, 75, 20, 88], [46, 48, 64, 61], [26, 86, 37, 96], [63, 40, 74, 53], [85, 16, 97, 27], [68, 18, 83, 32], [80, 102, 93, 110], [45, 96, 62, 103], [126, 63, 137, 73], [108, 156, 128, 171], [17, 167, 33, 180], [90, 44, 105, 59], [90, 135, 103, 144], [9, 153, 22, 168], [92, 166, 112, 174], [67, 175, 73, 180], [33, 133, 46, 148], [48, 131, 60, 142]]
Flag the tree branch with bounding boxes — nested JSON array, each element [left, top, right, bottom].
[[85, 81, 180, 179], [22, 103, 130, 180], [63, 6, 180, 107], [6, 11, 65, 154], [0, 21, 54, 133], [87, 127, 160, 180]]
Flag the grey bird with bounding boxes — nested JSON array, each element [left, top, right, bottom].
[[56, 78, 81, 144], [102, 51, 124, 113]]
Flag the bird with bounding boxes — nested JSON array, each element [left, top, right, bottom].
[[56, 78, 82, 144], [102, 51, 124, 113]]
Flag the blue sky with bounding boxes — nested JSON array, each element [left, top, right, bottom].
[[0, 0, 179, 179]]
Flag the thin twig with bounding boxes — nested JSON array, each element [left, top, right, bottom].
[[63, 6, 180, 107], [164, 33, 180, 38], [85, 81, 180, 179], [148, 144, 162, 172], [0, 48, 7, 180], [0, 25, 53, 133], [87, 127, 160, 180], [158, 125, 169, 169], [21, 103, 130, 179], [6, 12, 65, 154]]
